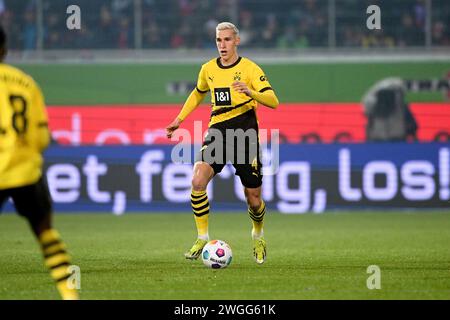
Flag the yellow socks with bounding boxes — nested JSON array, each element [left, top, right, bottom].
[[248, 201, 266, 239], [191, 190, 210, 240], [39, 229, 79, 300]]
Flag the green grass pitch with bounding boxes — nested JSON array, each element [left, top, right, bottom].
[[1, 211, 449, 300]]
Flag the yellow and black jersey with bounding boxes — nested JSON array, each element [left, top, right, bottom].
[[196, 56, 274, 127], [0, 63, 50, 189]]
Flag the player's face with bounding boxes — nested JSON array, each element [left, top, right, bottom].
[[216, 29, 240, 64]]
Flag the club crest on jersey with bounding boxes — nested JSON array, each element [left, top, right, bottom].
[[234, 72, 242, 81]]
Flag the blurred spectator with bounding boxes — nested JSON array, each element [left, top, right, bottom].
[[0, 9, 20, 49], [117, 16, 133, 49], [432, 21, 450, 46], [0, 0, 5, 15], [301, 0, 327, 47], [23, 9, 37, 50], [44, 12, 61, 49], [277, 25, 309, 49], [413, 0, 426, 28], [259, 14, 278, 48], [202, 17, 218, 48], [397, 13, 425, 46], [238, 10, 255, 48], [341, 27, 363, 47], [97, 4, 117, 48], [362, 30, 395, 48], [144, 20, 163, 48], [177, 0, 194, 17], [215, 0, 232, 21], [112, 0, 133, 14]]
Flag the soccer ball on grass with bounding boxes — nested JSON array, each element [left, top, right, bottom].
[[201, 240, 232, 269]]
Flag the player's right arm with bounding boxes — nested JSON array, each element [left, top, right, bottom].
[[166, 66, 209, 139], [166, 88, 207, 139]]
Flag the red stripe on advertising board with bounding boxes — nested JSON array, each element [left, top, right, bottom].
[[47, 103, 450, 145]]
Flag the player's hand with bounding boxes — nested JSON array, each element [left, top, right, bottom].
[[232, 81, 252, 96], [166, 118, 182, 139]]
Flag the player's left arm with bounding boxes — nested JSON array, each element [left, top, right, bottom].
[[32, 82, 51, 151], [232, 64, 279, 109]]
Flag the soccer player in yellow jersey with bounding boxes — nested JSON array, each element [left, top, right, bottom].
[[0, 26, 78, 300], [166, 22, 279, 264]]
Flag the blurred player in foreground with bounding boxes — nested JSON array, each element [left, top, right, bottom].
[[166, 22, 279, 264], [0, 26, 78, 300]]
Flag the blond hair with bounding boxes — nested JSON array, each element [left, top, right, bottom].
[[216, 22, 239, 36]]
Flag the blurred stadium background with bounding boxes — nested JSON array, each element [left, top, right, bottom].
[[1, 0, 450, 300], [3, 0, 450, 50]]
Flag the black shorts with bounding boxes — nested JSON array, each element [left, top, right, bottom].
[[196, 109, 263, 188], [0, 177, 52, 222]]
